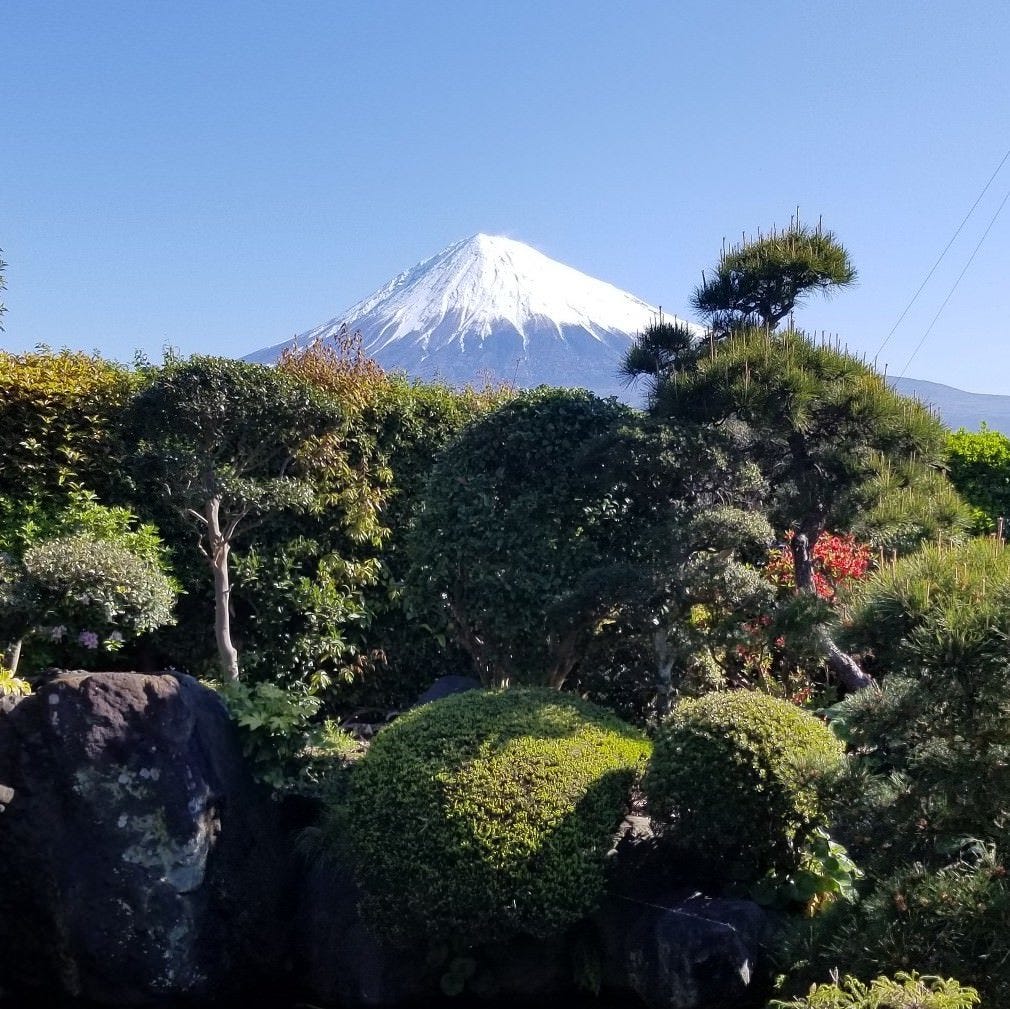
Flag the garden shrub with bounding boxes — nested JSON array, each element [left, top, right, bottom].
[[771, 971, 979, 1008], [0, 490, 168, 564], [342, 688, 651, 945], [803, 537, 1010, 1004], [213, 679, 361, 791], [130, 342, 508, 699], [784, 854, 1009, 1004], [407, 388, 643, 688], [841, 537, 1010, 677], [19, 534, 177, 651], [646, 690, 844, 880], [831, 539, 1010, 867], [947, 423, 1010, 533], [0, 350, 135, 500]]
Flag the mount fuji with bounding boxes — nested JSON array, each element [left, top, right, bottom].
[[246, 234, 693, 398]]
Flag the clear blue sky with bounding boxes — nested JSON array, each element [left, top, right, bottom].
[[3, 1, 1009, 391]]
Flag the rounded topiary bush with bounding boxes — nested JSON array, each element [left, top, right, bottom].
[[645, 690, 844, 880], [344, 688, 651, 945], [22, 534, 177, 637]]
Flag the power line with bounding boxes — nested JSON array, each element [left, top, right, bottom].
[[876, 145, 1010, 359], [897, 185, 1010, 380]]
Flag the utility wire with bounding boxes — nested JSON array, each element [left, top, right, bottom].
[[897, 185, 1010, 380], [876, 145, 1010, 359]]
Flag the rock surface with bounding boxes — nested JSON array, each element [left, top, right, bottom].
[[596, 889, 771, 1009], [413, 674, 481, 707], [293, 858, 429, 1007], [0, 671, 286, 1005]]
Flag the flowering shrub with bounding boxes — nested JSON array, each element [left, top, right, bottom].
[[19, 534, 176, 646], [765, 531, 872, 601]]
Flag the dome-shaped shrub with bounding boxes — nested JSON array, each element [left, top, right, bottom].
[[645, 690, 844, 880], [22, 534, 177, 637], [344, 688, 651, 945]]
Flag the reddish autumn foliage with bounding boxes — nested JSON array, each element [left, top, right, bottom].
[[765, 531, 872, 601]]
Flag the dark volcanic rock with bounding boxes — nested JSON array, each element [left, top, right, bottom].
[[0, 671, 286, 1005], [596, 889, 771, 1009], [413, 674, 481, 707], [293, 859, 428, 1007]]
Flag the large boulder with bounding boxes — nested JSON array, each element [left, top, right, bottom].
[[596, 889, 772, 1009], [293, 858, 429, 1007], [0, 671, 286, 1005]]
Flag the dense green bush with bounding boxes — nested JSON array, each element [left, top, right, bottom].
[[0, 350, 135, 501], [234, 352, 510, 701], [771, 971, 979, 1008], [841, 537, 1010, 677], [20, 534, 177, 642], [825, 540, 1010, 874], [129, 343, 507, 702], [796, 537, 1010, 1003], [213, 679, 360, 791], [646, 690, 844, 880], [785, 854, 1009, 1004], [0, 490, 168, 564], [342, 688, 650, 945], [948, 424, 1010, 533], [407, 388, 644, 687]]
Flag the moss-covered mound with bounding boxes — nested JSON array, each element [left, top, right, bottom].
[[646, 690, 844, 880], [344, 688, 651, 945]]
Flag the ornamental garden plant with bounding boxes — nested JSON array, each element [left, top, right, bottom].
[[340, 688, 651, 947]]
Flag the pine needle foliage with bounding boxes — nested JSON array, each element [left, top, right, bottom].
[[619, 319, 700, 391], [692, 222, 856, 333], [842, 536, 1010, 675], [652, 328, 954, 545]]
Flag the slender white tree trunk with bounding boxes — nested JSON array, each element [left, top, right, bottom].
[[3, 638, 22, 677], [653, 629, 676, 718], [206, 497, 240, 681]]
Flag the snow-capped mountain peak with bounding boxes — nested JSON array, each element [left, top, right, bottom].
[[246, 234, 693, 395]]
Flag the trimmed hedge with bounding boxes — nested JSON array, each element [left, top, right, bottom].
[[0, 350, 135, 500], [343, 688, 651, 945], [646, 690, 844, 880]]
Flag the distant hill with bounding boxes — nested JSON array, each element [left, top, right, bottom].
[[888, 377, 1010, 435]]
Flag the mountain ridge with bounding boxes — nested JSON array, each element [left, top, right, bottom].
[[245, 234, 696, 398], [888, 377, 1010, 435], [246, 235, 1009, 433]]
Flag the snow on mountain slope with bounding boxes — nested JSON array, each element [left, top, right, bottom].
[[246, 234, 693, 397]]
